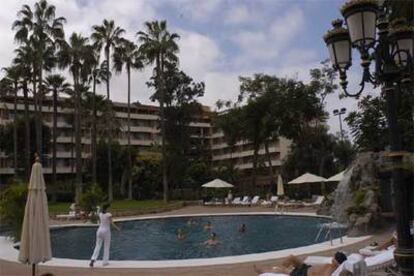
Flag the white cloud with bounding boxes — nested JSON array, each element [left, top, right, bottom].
[[231, 6, 305, 67], [177, 30, 221, 81], [202, 72, 241, 108], [224, 5, 250, 25], [170, 0, 221, 22]]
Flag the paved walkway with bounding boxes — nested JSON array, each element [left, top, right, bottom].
[[0, 206, 394, 276]]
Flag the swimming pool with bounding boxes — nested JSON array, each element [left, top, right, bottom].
[[50, 214, 345, 261]]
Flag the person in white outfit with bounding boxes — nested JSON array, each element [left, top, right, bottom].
[[89, 203, 120, 267]]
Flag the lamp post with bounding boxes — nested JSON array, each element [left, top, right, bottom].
[[323, 0, 413, 275], [333, 107, 347, 140]]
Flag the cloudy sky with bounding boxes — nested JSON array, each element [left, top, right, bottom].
[[1, 0, 375, 136]]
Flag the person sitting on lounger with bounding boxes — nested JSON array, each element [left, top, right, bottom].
[[254, 251, 347, 276], [204, 232, 219, 247], [176, 228, 186, 240], [204, 221, 213, 231]]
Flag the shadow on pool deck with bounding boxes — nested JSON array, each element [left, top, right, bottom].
[[2, 205, 395, 276]]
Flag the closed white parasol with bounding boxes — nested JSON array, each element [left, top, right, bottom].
[[18, 156, 52, 275]]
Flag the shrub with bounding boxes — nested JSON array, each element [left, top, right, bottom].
[[0, 183, 27, 241], [79, 184, 106, 218]]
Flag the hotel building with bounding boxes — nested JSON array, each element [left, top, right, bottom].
[[0, 97, 290, 188]]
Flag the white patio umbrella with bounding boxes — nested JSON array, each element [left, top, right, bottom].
[[288, 172, 327, 184], [276, 175, 285, 196], [325, 170, 345, 182], [19, 156, 52, 276], [201, 179, 234, 188]]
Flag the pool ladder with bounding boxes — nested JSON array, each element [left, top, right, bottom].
[[315, 222, 347, 246]]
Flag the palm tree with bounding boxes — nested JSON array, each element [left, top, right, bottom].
[[88, 48, 108, 185], [12, 0, 66, 158], [2, 66, 21, 178], [44, 74, 71, 187], [137, 20, 180, 202], [12, 50, 32, 179], [113, 38, 144, 199], [58, 32, 94, 202], [91, 19, 125, 201]]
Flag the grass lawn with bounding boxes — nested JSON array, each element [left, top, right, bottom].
[[48, 200, 183, 215]]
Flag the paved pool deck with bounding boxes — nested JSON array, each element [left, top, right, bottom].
[[0, 205, 393, 276]]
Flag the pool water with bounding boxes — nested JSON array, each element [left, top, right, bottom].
[[50, 215, 344, 260]]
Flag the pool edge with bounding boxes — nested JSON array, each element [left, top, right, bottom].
[[0, 212, 371, 269]]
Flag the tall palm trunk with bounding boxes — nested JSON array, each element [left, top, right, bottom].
[[264, 140, 274, 192], [37, 60, 43, 158], [252, 142, 259, 190], [74, 75, 82, 203], [157, 55, 168, 202], [52, 88, 58, 187], [105, 47, 113, 202], [92, 76, 97, 184], [22, 82, 31, 180], [13, 82, 18, 178], [127, 65, 132, 200]]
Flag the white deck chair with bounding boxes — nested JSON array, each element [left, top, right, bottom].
[[261, 196, 278, 207], [251, 196, 260, 205], [303, 195, 324, 207], [364, 248, 396, 274], [240, 196, 250, 206], [232, 197, 241, 205], [56, 210, 78, 220]]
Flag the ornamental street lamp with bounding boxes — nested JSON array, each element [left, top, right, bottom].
[[333, 107, 347, 140], [324, 0, 414, 275]]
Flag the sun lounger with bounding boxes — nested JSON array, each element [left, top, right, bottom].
[[261, 196, 278, 207], [364, 247, 396, 273], [56, 210, 79, 220], [250, 196, 260, 205], [303, 195, 324, 207], [232, 197, 241, 205], [240, 196, 250, 206]]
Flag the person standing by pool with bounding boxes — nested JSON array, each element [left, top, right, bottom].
[[89, 203, 120, 267]]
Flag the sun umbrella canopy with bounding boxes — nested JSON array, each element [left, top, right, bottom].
[[288, 172, 327, 185], [18, 159, 52, 265], [277, 175, 285, 196], [202, 179, 234, 188], [325, 170, 345, 182]]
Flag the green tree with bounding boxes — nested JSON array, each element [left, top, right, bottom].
[[58, 32, 94, 202], [0, 117, 51, 172], [91, 19, 125, 202], [44, 74, 71, 187], [113, 38, 144, 199], [1, 66, 20, 178], [132, 151, 162, 199], [213, 105, 244, 182], [345, 95, 388, 151], [11, 49, 32, 179], [0, 183, 27, 241], [137, 20, 180, 202], [96, 140, 130, 198], [12, 0, 66, 156], [88, 50, 108, 185]]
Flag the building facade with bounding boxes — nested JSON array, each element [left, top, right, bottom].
[[0, 97, 290, 188]]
